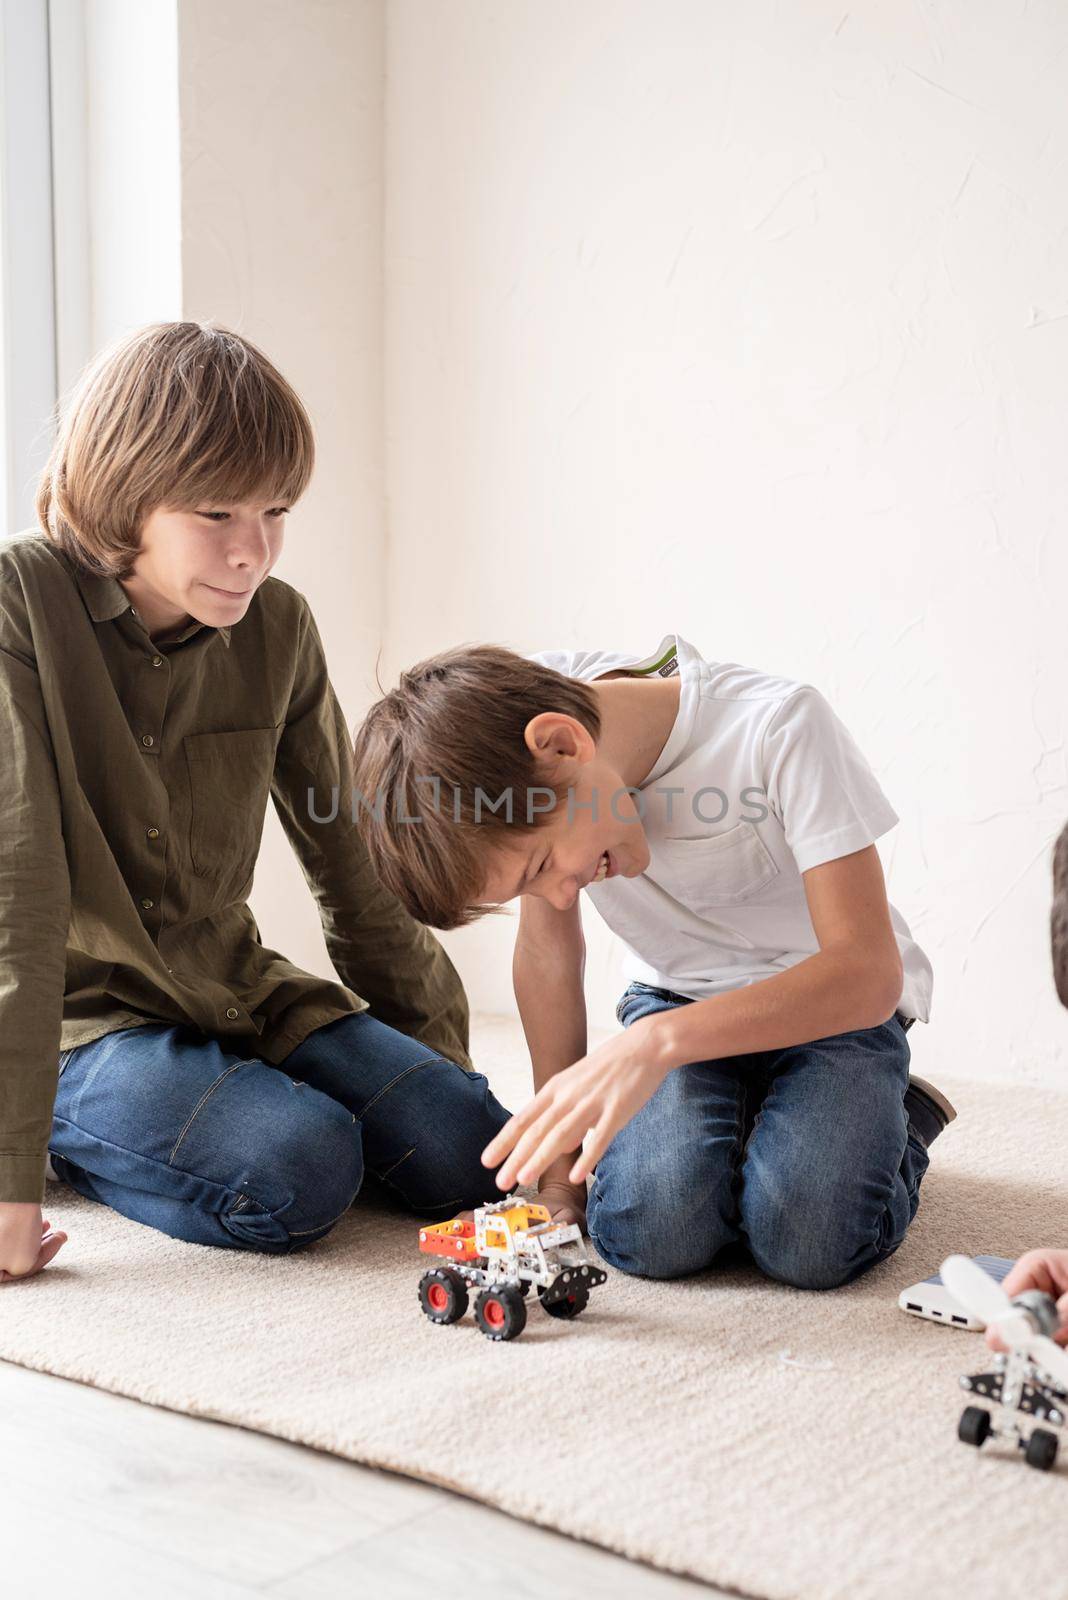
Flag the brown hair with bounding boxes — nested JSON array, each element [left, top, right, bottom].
[[36, 321, 315, 578], [351, 644, 602, 929]]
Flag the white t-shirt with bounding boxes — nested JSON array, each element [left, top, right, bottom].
[[526, 632, 933, 1025]]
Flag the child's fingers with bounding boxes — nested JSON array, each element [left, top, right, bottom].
[[38, 1233, 67, 1267], [513, 1106, 593, 1185], [569, 1122, 610, 1183], [511, 1112, 585, 1183], [481, 1100, 546, 1165], [481, 1126, 519, 1166], [1002, 1249, 1066, 1301], [481, 1116, 530, 1167], [1057, 1292, 1068, 1342], [496, 1104, 576, 1185], [0, 1229, 68, 1285]]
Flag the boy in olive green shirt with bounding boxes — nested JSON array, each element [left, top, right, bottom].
[[0, 320, 509, 1285]]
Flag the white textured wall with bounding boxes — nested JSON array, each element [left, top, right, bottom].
[[178, 0, 386, 984], [384, 0, 1068, 1080]]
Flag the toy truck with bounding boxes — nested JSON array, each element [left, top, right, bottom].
[[417, 1195, 608, 1341]]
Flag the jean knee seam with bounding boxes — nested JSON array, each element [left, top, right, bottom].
[[169, 1061, 246, 1164], [377, 1145, 416, 1181], [356, 1057, 443, 1120], [377, 1165, 465, 1214]]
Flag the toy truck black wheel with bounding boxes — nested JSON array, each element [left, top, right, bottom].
[[419, 1267, 469, 1325], [474, 1285, 527, 1341], [539, 1281, 590, 1319], [958, 1407, 991, 1447], [1025, 1428, 1059, 1472]]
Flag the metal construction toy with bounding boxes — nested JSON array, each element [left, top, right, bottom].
[[942, 1254, 1068, 1472], [417, 1195, 608, 1341]]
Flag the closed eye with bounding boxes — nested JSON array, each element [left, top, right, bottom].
[[517, 849, 551, 898], [198, 507, 290, 522]]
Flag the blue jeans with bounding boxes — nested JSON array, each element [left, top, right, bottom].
[[585, 981, 930, 1289], [48, 1011, 514, 1254]]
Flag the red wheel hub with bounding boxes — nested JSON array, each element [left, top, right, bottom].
[[484, 1296, 506, 1327], [428, 1282, 448, 1311]]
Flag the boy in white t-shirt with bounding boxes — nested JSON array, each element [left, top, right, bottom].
[[351, 633, 950, 1289]]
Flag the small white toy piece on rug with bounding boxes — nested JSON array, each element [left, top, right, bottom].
[[942, 1254, 1068, 1472], [777, 1349, 836, 1372], [416, 1194, 608, 1341]]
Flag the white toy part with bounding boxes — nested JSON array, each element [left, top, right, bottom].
[[473, 1205, 588, 1285], [941, 1253, 1068, 1472]]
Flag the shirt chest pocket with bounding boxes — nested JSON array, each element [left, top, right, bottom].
[[649, 820, 780, 918], [184, 727, 283, 890]]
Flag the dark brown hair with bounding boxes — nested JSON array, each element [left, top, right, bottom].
[[352, 644, 602, 929]]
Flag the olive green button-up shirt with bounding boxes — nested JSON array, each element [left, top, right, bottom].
[[0, 531, 473, 1204]]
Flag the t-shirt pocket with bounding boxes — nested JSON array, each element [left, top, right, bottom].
[[184, 726, 283, 900], [649, 820, 780, 917]]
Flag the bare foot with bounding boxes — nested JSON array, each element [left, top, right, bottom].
[[536, 1180, 588, 1235]]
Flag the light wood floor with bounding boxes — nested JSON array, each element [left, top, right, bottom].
[[0, 1357, 727, 1598]]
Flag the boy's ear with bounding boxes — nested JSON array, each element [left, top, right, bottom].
[[523, 711, 591, 779]]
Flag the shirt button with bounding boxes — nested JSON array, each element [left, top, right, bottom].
[[225, 1007, 240, 1020], [151, 655, 164, 667], [166, 966, 174, 974], [140, 897, 154, 909], [141, 734, 154, 747], [147, 827, 160, 839]]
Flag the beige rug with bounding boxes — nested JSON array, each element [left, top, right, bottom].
[[3, 1012, 1068, 1600]]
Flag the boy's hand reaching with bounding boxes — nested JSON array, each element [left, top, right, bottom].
[[479, 1013, 671, 1190], [0, 1202, 69, 1284], [986, 1248, 1068, 1351], [454, 1160, 588, 1236]]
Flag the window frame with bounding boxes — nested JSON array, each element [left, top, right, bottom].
[[0, 0, 90, 535]]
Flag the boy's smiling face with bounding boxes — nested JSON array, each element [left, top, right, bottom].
[[119, 496, 289, 641], [474, 710, 653, 911]]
